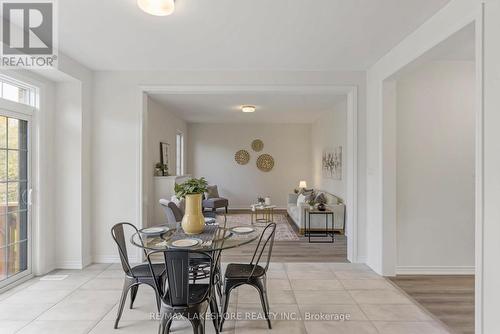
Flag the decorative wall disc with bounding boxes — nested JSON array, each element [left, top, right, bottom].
[[234, 150, 250, 165], [256, 154, 274, 172], [251, 139, 264, 152]]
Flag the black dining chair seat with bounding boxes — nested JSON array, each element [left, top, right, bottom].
[[128, 263, 165, 277], [225, 263, 266, 279], [165, 283, 210, 305]]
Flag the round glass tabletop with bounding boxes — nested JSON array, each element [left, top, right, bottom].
[[130, 224, 261, 252]]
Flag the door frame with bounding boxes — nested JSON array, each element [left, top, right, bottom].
[[137, 84, 359, 263], [0, 100, 33, 290]]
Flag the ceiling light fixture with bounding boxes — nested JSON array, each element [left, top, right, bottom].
[[137, 0, 175, 16], [241, 105, 256, 113]]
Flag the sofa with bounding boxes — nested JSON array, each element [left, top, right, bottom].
[[287, 190, 346, 234]]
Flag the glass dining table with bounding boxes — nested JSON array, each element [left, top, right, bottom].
[[130, 222, 262, 253]]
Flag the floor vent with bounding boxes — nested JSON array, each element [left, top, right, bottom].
[[40, 275, 68, 281]]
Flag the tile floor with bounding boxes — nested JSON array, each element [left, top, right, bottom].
[[0, 263, 454, 334]]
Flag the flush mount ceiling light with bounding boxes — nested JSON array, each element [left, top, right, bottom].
[[241, 105, 256, 113], [137, 0, 175, 16]]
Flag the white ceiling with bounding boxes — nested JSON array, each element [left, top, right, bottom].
[[58, 0, 451, 71], [149, 92, 346, 123]]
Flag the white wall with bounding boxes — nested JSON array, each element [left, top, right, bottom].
[[145, 96, 187, 226], [91, 70, 367, 263], [187, 123, 311, 208], [311, 100, 347, 200], [396, 61, 475, 273]]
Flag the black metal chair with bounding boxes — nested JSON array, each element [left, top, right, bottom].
[[220, 223, 277, 330], [111, 222, 166, 329], [146, 249, 220, 334]]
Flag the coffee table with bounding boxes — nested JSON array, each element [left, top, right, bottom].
[[250, 204, 276, 225]]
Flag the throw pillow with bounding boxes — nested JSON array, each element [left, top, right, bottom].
[[315, 192, 327, 204], [206, 185, 220, 199]]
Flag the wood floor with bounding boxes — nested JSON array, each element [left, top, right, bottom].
[[389, 275, 475, 334], [221, 210, 347, 263]]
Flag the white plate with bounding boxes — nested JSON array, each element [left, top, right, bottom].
[[171, 238, 201, 248], [204, 217, 217, 224], [140, 227, 169, 235], [231, 227, 255, 234]]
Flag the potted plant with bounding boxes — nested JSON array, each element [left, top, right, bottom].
[[307, 198, 316, 210], [174, 177, 208, 234], [257, 197, 265, 205]]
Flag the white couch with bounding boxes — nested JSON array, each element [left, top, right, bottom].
[[286, 190, 346, 234]]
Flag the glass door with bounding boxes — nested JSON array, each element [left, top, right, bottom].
[[0, 112, 30, 287]]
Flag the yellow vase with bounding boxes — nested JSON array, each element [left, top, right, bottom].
[[181, 193, 205, 235]]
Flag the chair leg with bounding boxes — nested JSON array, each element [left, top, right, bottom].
[[130, 284, 139, 309], [159, 309, 175, 334], [219, 285, 234, 331], [190, 316, 206, 334], [225, 206, 228, 214], [114, 278, 133, 329], [210, 296, 220, 334], [255, 282, 272, 329]]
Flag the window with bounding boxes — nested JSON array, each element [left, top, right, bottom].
[[0, 76, 38, 108], [176, 132, 184, 176]]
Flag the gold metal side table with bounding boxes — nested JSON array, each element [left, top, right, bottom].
[[250, 204, 276, 225]]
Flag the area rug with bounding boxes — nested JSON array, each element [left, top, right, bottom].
[[218, 213, 299, 241]]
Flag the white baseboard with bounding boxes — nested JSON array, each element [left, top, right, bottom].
[[55, 260, 83, 270], [355, 256, 367, 264], [396, 265, 475, 275], [93, 255, 141, 264]]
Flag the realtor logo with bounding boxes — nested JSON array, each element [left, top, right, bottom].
[[1, 0, 57, 68]]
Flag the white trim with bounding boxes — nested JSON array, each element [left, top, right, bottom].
[[396, 266, 475, 275], [138, 84, 359, 263], [93, 255, 141, 264], [55, 260, 83, 270]]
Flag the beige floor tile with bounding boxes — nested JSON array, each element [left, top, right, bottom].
[[236, 303, 302, 321], [17, 320, 97, 334], [290, 279, 344, 291], [294, 290, 355, 305], [286, 271, 332, 280], [1, 289, 73, 304], [360, 304, 433, 321], [372, 321, 451, 334], [64, 289, 122, 304], [237, 287, 296, 304], [96, 269, 126, 279], [297, 303, 368, 321], [304, 320, 378, 334], [328, 263, 373, 271], [266, 279, 292, 290], [333, 270, 382, 280], [265, 270, 288, 279], [340, 279, 395, 290], [0, 320, 30, 334], [79, 278, 124, 290], [37, 301, 116, 321], [349, 290, 412, 304], [90, 320, 158, 333], [25, 276, 92, 291], [0, 303, 54, 320], [235, 320, 306, 334], [285, 263, 331, 272]]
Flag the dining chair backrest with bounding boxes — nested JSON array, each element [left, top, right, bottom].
[[147, 249, 214, 307], [111, 222, 139, 275], [249, 223, 277, 276]]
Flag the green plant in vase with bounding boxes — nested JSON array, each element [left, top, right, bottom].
[[174, 177, 208, 234], [307, 198, 316, 210]]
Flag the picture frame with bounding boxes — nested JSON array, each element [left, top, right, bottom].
[[160, 142, 170, 176]]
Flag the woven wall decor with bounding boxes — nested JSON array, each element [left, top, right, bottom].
[[256, 154, 274, 172], [251, 139, 264, 152], [234, 150, 250, 165]]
